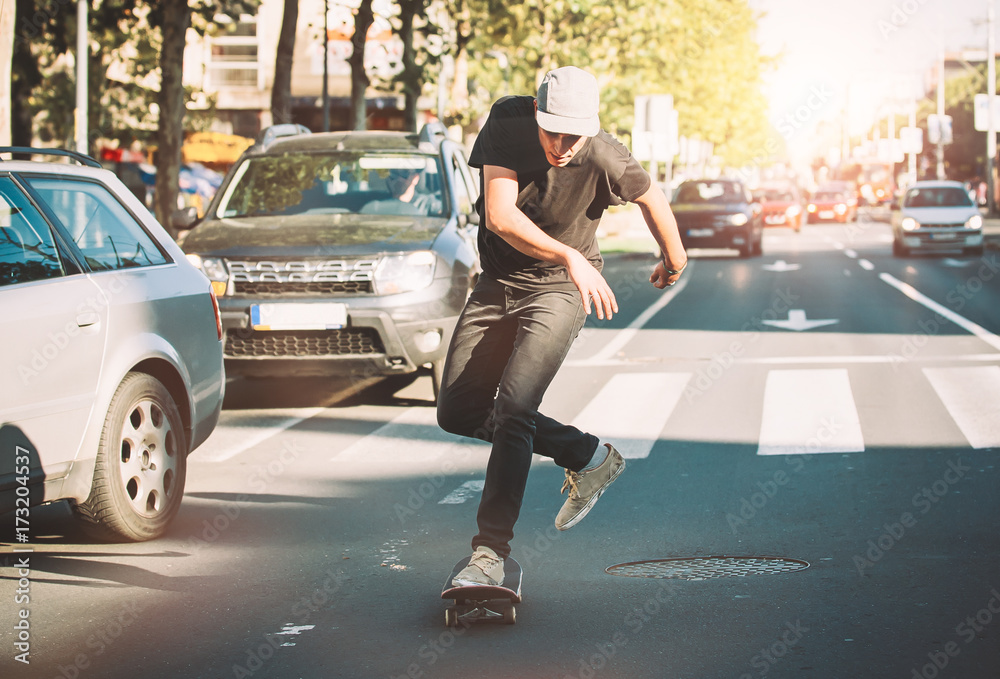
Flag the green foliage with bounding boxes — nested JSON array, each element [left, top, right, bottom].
[[451, 0, 772, 167]]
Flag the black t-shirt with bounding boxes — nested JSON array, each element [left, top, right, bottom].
[[469, 95, 651, 291]]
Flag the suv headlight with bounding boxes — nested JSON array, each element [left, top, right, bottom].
[[729, 213, 749, 226], [374, 251, 437, 294], [901, 217, 919, 231], [965, 214, 983, 230], [186, 254, 230, 295]]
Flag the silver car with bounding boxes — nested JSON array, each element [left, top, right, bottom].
[[891, 180, 984, 256], [0, 148, 225, 541]]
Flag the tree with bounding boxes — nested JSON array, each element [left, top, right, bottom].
[[271, 0, 298, 125], [0, 0, 14, 146], [395, 0, 429, 132], [348, 0, 374, 130]]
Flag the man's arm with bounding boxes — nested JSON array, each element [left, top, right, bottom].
[[633, 184, 688, 289], [482, 164, 617, 319]]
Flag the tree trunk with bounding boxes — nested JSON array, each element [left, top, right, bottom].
[[271, 0, 298, 125], [0, 0, 14, 146], [154, 0, 191, 237], [349, 0, 374, 131], [396, 0, 421, 132], [10, 0, 42, 148]]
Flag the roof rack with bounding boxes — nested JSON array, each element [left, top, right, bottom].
[[256, 124, 312, 149], [0, 146, 103, 168]]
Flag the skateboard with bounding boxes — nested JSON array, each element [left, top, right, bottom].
[[441, 555, 522, 626]]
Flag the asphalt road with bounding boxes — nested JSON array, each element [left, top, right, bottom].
[[3, 219, 1000, 679]]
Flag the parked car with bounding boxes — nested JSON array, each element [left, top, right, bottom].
[[755, 183, 805, 232], [179, 123, 481, 397], [890, 180, 984, 257], [0, 147, 226, 541], [670, 178, 763, 257], [806, 182, 858, 223]]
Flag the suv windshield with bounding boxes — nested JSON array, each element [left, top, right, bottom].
[[216, 152, 446, 218], [675, 181, 744, 204], [903, 187, 973, 208]]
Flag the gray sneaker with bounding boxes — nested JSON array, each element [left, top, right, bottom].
[[555, 443, 626, 531], [451, 546, 504, 587]]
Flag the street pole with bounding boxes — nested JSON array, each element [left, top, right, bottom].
[[937, 48, 946, 179], [322, 0, 330, 132], [988, 0, 996, 214], [75, 0, 88, 154], [909, 100, 917, 183]]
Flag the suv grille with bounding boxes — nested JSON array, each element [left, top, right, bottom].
[[225, 328, 384, 357], [227, 258, 377, 297], [917, 223, 964, 229], [232, 280, 373, 296]]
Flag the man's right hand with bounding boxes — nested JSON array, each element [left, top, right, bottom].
[[566, 250, 617, 320]]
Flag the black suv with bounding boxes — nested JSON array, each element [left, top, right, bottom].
[[179, 123, 481, 397]]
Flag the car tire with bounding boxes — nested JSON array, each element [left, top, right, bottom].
[[892, 239, 909, 257], [963, 245, 984, 257], [73, 373, 187, 542]]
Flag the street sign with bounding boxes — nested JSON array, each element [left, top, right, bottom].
[[899, 126, 923, 154], [973, 93, 1000, 132], [927, 114, 953, 145]]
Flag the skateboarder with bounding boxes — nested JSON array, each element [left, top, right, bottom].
[[437, 66, 687, 587]]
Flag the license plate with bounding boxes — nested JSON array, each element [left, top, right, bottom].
[[251, 303, 347, 330], [765, 215, 786, 224], [688, 228, 715, 237], [819, 210, 834, 219], [930, 232, 956, 240]]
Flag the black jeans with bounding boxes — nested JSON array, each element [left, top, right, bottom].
[[437, 275, 600, 559]]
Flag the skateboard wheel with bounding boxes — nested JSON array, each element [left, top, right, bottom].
[[503, 605, 516, 624], [445, 608, 458, 627]]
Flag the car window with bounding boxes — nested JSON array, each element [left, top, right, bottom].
[[25, 177, 168, 271], [0, 176, 65, 287], [217, 152, 445, 218], [674, 181, 743, 204], [904, 187, 974, 208]]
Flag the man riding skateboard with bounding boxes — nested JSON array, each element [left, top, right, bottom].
[[436, 65, 687, 588]]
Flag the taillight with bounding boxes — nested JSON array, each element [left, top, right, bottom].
[[209, 289, 223, 341]]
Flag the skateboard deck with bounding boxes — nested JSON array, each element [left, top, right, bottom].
[[441, 556, 522, 626]]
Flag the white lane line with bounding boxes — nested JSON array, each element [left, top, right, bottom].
[[571, 269, 691, 367], [439, 480, 485, 504], [741, 353, 1000, 365], [858, 259, 874, 271], [197, 408, 325, 462], [274, 624, 316, 647], [571, 372, 691, 459], [924, 366, 1000, 449], [880, 273, 1000, 352], [757, 369, 865, 456], [844, 249, 858, 258]]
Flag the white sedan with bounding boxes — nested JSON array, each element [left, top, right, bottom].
[[890, 180, 984, 257]]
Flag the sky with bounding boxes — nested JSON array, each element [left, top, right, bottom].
[[749, 0, 998, 161]]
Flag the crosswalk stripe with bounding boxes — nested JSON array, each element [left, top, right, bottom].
[[924, 366, 1000, 449], [570, 372, 691, 459], [332, 407, 488, 462], [757, 369, 865, 456]]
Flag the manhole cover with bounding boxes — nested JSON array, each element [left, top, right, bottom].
[[605, 556, 809, 580]]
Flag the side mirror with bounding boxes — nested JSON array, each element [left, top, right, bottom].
[[171, 206, 199, 230], [459, 212, 480, 229]]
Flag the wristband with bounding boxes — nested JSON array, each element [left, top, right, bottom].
[[661, 255, 686, 276]]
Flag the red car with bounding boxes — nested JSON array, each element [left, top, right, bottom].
[[755, 186, 805, 232], [807, 183, 858, 223]]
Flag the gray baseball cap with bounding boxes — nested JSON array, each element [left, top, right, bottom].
[[536, 66, 600, 137]]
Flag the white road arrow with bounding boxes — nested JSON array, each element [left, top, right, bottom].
[[761, 309, 839, 331], [762, 259, 801, 272]]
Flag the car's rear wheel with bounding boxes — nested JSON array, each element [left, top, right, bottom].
[[73, 373, 187, 542]]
